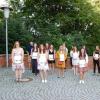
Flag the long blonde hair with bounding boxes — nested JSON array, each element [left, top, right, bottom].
[[13, 41, 20, 48]]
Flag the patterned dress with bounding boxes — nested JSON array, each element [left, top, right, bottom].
[[38, 53, 49, 70], [12, 48, 25, 73], [72, 52, 79, 66]]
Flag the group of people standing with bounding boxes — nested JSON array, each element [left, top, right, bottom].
[[11, 41, 100, 84]]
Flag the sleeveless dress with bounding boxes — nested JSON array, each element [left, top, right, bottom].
[[12, 48, 25, 73], [79, 54, 88, 68], [79, 54, 88, 72], [72, 52, 79, 66], [48, 50, 55, 64], [38, 53, 49, 70]]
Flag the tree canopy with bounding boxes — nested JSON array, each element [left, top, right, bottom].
[[0, 0, 100, 55]]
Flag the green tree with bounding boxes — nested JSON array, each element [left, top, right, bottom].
[[0, 0, 100, 55]]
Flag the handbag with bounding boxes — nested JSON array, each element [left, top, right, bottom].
[[58, 61, 63, 65]]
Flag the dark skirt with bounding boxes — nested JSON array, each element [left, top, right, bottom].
[[48, 60, 55, 64]]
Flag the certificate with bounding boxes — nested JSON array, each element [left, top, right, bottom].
[[39, 54, 46, 62], [49, 54, 54, 60], [94, 54, 99, 60], [32, 52, 38, 59], [60, 54, 64, 61], [14, 55, 22, 64]]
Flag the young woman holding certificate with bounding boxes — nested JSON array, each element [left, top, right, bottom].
[[79, 48, 88, 84], [56, 45, 67, 78], [31, 43, 39, 75], [37, 44, 49, 83], [72, 46, 79, 75], [11, 41, 25, 82], [48, 44, 56, 71]]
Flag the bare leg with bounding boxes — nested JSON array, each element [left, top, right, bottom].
[[44, 70, 47, 81], [81, 72, 84, 80], [19, 69, 23, 81], [80, 71, 84, 83], [49, 63, 52, 74], [80, 71, 83, 80], [57, 68, 60, 78], [15, 69, 19, 81], [51, 63, 54, 74], [61, 69, 64, 77], [74, 65, 78, 75], [79, 68, 85, 84], [52, 63, 55, 72], [49, 63, 51, 69], [73, 66, 76, 75], [40, 70, 44, 81], [75, 66, 78, 75], [59, 69, 61, 77]]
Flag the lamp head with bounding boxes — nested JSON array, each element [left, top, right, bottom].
[[0, 5, 12, 19]]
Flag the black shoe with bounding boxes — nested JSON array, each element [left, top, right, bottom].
[[35, 73, 38, 76], [16, 79, 19, 82]]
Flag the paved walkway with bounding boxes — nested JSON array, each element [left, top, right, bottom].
[[0, 68, 100, 100]]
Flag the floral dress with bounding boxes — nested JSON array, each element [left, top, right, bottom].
[[38, 53, 49, 70], [12, 48, 25, 73]]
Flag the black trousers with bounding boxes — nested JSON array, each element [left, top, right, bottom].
[[93, 59, 100, 73], [32, 59, 39, 74], [70, 57, 73, 67]]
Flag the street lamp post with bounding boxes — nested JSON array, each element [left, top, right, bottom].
[[0, 5, 12, 67]]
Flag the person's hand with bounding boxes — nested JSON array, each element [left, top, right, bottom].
[[12, 60, 14, 64]]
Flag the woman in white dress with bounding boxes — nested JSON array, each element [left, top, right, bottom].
[[72, 46, 79, 75], [11, 41, 24, 82], [38, 44, 49, 83], [79, 48, 88, 84]]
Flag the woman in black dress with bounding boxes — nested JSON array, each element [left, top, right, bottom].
[[48, 44, 56, 71]]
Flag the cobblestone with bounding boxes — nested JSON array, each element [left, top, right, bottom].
[[0, 68, 100, 100]]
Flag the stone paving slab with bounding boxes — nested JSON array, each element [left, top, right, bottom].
[[0, 68, 100, 100]]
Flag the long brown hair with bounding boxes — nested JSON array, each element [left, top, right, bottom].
[[32, 43, 38, 52], [39, 44, 45, 53], [49, 44, 54, 50], [73, 46, 78, 52], [13, 41, 20, 48], [79, 48, 86, 58], [45, 43, 50, 50]]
